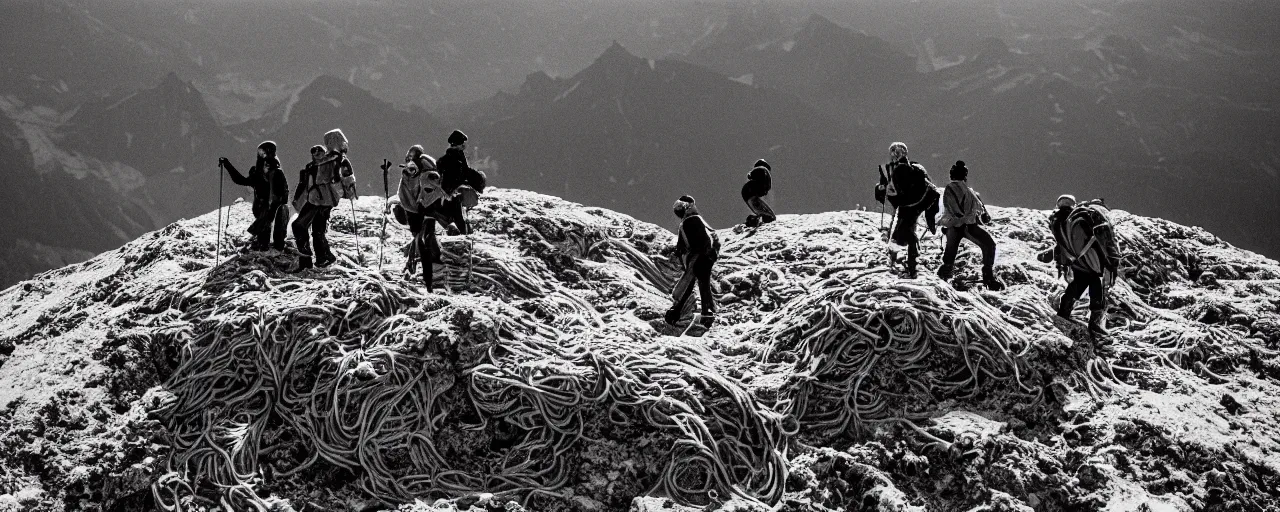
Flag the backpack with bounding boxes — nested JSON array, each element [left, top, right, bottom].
[[1055, 199, 1112, 272], [885, 160, 932, 208]]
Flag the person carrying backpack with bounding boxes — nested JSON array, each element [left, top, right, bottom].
[[1037, 194, 1121, 335], [874, 142, 940, 278], [434, 130, 487, 235], [742, 159, 776, 228], [385, 145, 448, 289], [290, 129, 357, 271], [936, 161, 1004, 290], [218, 141, 290, 252], [665, 195, 720, 329]]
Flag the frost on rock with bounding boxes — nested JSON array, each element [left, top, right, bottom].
[[0, 188, 1279, 511]]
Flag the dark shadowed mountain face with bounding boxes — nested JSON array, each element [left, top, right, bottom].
[[455, 42, 877, 230], [227, 75, 446, 197], [681, 9, 1280, 257]]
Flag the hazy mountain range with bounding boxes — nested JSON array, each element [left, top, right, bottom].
[[2, 0, 1278, 287]]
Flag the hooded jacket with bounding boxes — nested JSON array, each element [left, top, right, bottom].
[[225, 158, 288, 218], [741, 166, 772, 201], [938, 180, 984, 228], [397, 156, 447, 214], [675, 204, 720, 263]]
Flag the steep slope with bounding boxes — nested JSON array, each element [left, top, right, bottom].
[[2, 189, 1280, 511], [455, 42, 875, 230]]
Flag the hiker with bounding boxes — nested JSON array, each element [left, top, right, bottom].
[[665, 195, 720, 328], [290, 130, 357, 271], [936, 161, 1004, 290], [386, 146, 448, 289], [874, 142, 940, 278], [218, 141, 289, 251], [1038, 194, 1121, 335], [434, 130, 487, 235], [742, 159, 775, 227]]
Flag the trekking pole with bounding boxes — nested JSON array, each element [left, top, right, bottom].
[[465, 207, 474, 287], [377, 161, 390, 272], [215, 161, 224, 269], [348, 197, 363, 265]]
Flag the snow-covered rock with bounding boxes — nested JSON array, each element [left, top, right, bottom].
[[1, 188, 1278, 511]]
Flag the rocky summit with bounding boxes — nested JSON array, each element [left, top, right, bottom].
[[1, 189, 1279, 512]]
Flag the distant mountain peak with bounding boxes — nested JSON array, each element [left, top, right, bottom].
[[596, 40, 641, 66]]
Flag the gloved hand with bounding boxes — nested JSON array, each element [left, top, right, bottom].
[[874, 184, 886, 204], [380, 159, 392, 172]]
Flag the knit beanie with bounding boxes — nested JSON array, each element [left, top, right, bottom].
[[323, 129, 348, 154], [407, 144, 425, 159], [672, 194, 695, 218], [257, 140, 277, 157], [949, 160, 968, 181], [309, 145, 326, 160], [754, 159, 771, 171], [1056, 194, 1077, 209], [448, 130, 468, 146]]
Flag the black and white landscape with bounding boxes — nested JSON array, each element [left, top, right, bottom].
[[2, 2, 1280, 511]]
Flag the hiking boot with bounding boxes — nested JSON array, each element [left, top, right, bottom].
[[699, 313, 714, 328], [1088, 310, 1110, 335], [937, 264, 954, 280], [289, 256, 313, 274], [663, 308, 681, 326], [316, 254, 337, 268], [982, 269, 1005, 291], [899, 268, 918, 279], [745, 215, 760, 228]]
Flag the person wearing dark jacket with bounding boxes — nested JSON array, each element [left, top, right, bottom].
[[665, 195, 719, 328], [874, 142, 939, 279], [742, 158, 776, 227], [219, 141, 289, 251], [936, 161, 1003, 290], [434, 130, 487, 235], [1038, 194, 1121, 335]]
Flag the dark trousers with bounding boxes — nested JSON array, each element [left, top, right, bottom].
[[672, 255, 716, 315], [941, 224, 997, 275], [892, 205, 923, 271], [438, 197, 469, 235], [1061, 269, 1105, 313], [291, 203, 333, 260], [249, 205, 289, 249], [405, 209, 442, 286], [745, 196, 776, 223]]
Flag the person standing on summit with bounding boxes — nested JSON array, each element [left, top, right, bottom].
[[742, 159, 776, 228], [434, 130, 487, 235], [936, 161, 1004, 290], [874, 142, 939, 279], [290, 129, 357, 272], [218, 141, 289, 252], [666, 195, 720, 329]]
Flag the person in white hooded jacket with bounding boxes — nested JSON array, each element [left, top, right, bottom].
[[936, 161, 1004, 291], [385, 145, 448, 289]]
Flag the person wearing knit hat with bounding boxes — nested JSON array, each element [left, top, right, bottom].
[[936, 161, 1004, 290], [290, 129, 357, 271], [385, 145, 448, 289], [741, 159, 776, 228], [1039, 193, 1120, 335], [666, 195, 720, 329], [435, 129, 487, 235], [218, 140, 290, 252], [874, 141, 939, 279]]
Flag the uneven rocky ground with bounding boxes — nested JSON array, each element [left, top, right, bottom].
[[1, 188, 1278, 511]]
